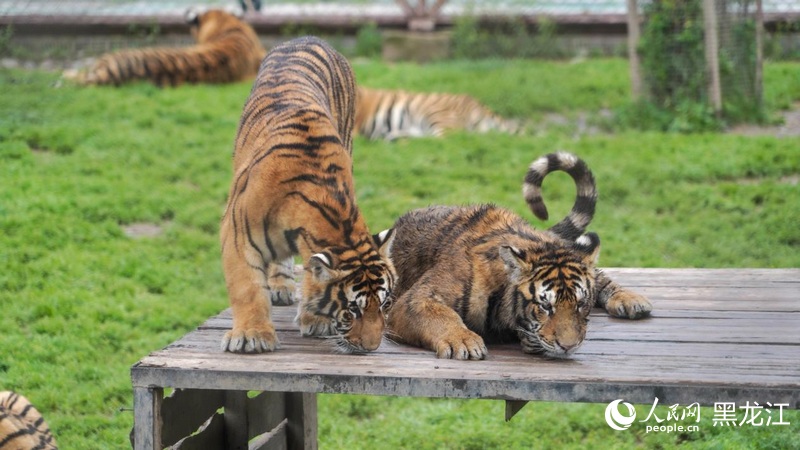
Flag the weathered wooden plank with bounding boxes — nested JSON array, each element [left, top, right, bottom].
[[171, 412, 225, 450], [131, 356, 800, 399], [612, 309, 792, 320], [602, 268, 800, 286], [161, 389, 224, 448], [247, 391, 287, 441], [164, 332, 800, 362], [224, 391, 250, 450], [138, 351, 799, 386], [180, 316, 800, 349], [285, 393, 317, 450], [249, 419, 287, 450], [505, 400, 528, 421], [645, 288, 800, 303], [133, 364, 800, 409], [133, 350, 800, 392], [162, 324, 800, 363], [133, 387, 163, 450]]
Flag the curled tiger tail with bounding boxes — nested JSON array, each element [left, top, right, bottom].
[[522, 151, 598, 241]]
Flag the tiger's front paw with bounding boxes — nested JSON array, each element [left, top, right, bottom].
[[433, 329, 487, 360], [269, 278, 296, 306], [605, 290, 652, 319], [297, 311, 336, 336], [221, 325, 280, 353]]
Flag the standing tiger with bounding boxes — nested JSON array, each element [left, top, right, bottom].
[[64, 8, 265, 87], [220, 37, 396, 354], [355, 86, 522, 140], [0, 391, 58, 450], [386, 152, 652, 360]]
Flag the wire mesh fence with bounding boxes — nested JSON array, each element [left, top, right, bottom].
[[2, 0, 796, 19], [628, 0, 798, 128]]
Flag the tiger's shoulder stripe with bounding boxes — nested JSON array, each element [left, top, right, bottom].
[[522, 151, 597, 241]]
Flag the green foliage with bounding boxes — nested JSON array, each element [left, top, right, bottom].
[[1, 59, 799, 448], [719, 18, 764, 123], [451, 15, 570, 59], [638, 0, 718, 131], [764, 20, 800, 60], [637, 0, 765, 131], [354, 22, 382, 59], [0, 25, 22, 58], [126, 22, 162, 45], [640, 0, 706, 109]]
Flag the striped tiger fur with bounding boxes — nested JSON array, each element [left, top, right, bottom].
[[355, 87, 521, 140], [0, 391, 57, 450], [385, 152, 652, 360], [220, 37, 396, 354], [65, 8, 265, 87]]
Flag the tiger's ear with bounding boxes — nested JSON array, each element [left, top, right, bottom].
[[573, 232, 601, 265], [499, 245, 528, 282], [184, 7, 203, 24], [373, 228, 395, 259], [308, 252, 335, 282]]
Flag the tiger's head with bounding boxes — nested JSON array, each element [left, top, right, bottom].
[[298, 229, 396, 353], [499, 233, 600, 358], [185, 8, 245, 43]]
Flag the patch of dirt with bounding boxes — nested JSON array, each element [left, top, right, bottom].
[[728, 103, 800, 137], [122, 223, 164, 239], [734, 174, 800, 186]]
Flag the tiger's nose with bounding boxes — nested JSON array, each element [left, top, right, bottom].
[[361, 337, 381, 352], [556, 339, 579, 353]]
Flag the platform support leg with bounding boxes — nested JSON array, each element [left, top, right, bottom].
[[133, 386, 164, 450], [285, 392, 317, 450]]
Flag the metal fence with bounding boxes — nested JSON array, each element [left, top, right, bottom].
[[627, 0, 795, 125]]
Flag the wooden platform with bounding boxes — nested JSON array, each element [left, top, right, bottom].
[[131, 268, 800, 450]]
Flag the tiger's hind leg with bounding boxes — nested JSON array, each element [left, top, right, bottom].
[[595, 270, 652, 319], [268, 257, 297, 305], [220, 233, 280, 353]]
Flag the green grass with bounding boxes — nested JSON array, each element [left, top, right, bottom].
[[1, 58, 798, 449]]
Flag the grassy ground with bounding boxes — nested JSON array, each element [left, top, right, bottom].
[[1, 58, 798, 449]]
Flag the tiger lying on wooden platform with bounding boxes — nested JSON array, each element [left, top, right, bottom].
[[385, 152, 652, 360], [64, 8, 265, 87]]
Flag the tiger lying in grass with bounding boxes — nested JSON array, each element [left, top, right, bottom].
[[64, 8, 265, 87], [355, 86, 522, 140], [386, 152, 652, 360]]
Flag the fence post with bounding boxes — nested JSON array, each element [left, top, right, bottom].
[[754, 0, 764, 109], [626, 0, 643, 100], [702, 0, 723, 116]]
